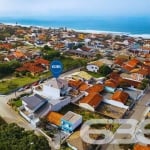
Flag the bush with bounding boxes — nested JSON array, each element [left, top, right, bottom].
[[99, 65, 112, 76]]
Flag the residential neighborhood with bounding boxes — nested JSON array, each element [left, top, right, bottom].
[[0, 23, 150, 150]]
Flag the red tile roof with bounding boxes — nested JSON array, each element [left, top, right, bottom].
[[69, 80, 83, 88], [114, 58, 126, 66], [13, 50, 25, 58], [35, 58, 49, 66], [121, 78, 141, 88], [16, 62, 44, 74], [144, 61, 150, 67], [138, 68, 149, 76], [81, 46, 91, 51], [86, 84, 104, 93], [123, 59, 139, 71], [122, 64, 133, 71], [112, 90, 129, 104], [0, 43, 12, 50], [105, 79, 119, 88], [78, 83, 90, 91], [47, 112, 63, 126], [80, 93, 103, 108], [134, 144, 150, 150], [109, 72, 121, 80]]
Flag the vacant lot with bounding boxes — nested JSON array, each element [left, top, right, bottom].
[[0, 72, 51, 94]]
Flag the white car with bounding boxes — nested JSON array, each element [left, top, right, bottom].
[[17, 87, 24, 92], [145, 102, 150, 107]]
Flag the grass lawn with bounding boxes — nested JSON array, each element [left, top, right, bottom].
[[0, 77, 37, 94], [59, 103, 103, 122], [13, 99, 22, 107]]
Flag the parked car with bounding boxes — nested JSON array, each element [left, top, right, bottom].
[[145, 102, 150, 107], [23, 85, 31, 90], [32, 82, 39, 86], [17, 87, 24, 92]]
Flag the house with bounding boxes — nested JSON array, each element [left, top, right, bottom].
[[78, 82, 90, 91], [121, 72, 144, 82], [4, 55, 16, 61], [61, 111, 82, 133], [114, 58, 127, 66], [67, 50, 96, 58], [86, 84, 104, 93], [80, 46, 95, 53], [70, 71, 92, 81], [86, 60, 103, 72], [134, 144, 150, 150], [112, 90, 129, 104], [86, 59, 113, 73], [34, 58, 49, 69], [105, 79, 119, 93], [121, 78, 141, 88], [19, 94, 50, 126], [13, 50, 26, 59], [79, 93, 103, 112], [47, 112, 63, 126], [16, 62, 44, 76], [109, 72, 121, 81], [122, 59, 140, 72], [22, 94, 47, 113], [34, 78, 69, 99], [0, 43, 12, 50], [68, 79, 83, 89]]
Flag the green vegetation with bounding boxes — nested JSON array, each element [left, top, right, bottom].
[[138, 78, 150, 90], [87, 71, 104, 78], [9, 98, 22, 110], [99, 65, 112, 76], [59, 103, 102, 122], [145, 124, 150, 129], [42, 45, 87, 70], [60, 143, 72, 150], [0, 116, 6, 125], [0, 26, 15, 41], [42, 46, 60, 60], [0, 118, 50, 150], [0, 76, 37, 94], [61, 56, 87, 71], [0, 60, 21, 78], [0, 71, 51, 94]]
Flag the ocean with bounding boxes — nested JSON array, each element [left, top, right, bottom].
[[0, 16, 150, 38]]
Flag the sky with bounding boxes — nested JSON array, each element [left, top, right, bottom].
[[0, 0, 150, 18]]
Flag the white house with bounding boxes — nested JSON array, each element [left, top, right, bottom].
[[86, 60, 103, 72], [33, 78, 69, 100]]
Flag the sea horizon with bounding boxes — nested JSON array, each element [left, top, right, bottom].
[[1, 16, 150, 38]]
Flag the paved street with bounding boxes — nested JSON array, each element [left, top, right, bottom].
[[0, 89, 34, 130]]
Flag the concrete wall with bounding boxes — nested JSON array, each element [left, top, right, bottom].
[[103, 99, 129, 109]]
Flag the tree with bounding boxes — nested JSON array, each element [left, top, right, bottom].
[[99, 65, 112, 76], [0, 121, 50, 150], [138, 78, 150, 90], [0, 60, 21, 78], [43, 51, 60, 60]]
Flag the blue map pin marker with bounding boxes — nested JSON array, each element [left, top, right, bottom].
[[50, 60, 63, 78]]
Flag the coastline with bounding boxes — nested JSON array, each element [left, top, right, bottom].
[[2, 22, 150, 39]]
